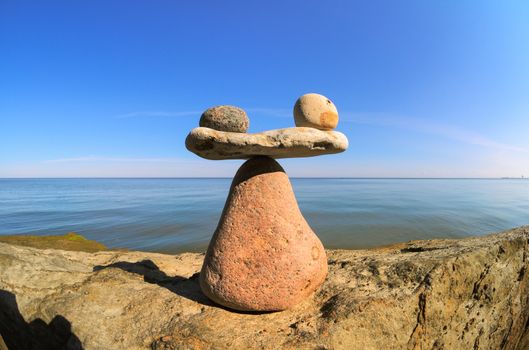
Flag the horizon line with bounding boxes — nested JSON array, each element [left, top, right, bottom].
[[0, 177, 527, 180]]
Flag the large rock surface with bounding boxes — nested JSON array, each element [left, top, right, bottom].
[[200, 157, 328, 311], [185, 127, 348, 160], [1, 227, 528, 350]]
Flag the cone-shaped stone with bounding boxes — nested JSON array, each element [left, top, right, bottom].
[[199, 156, 328, 311]]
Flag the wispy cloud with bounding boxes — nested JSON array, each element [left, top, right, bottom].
[[3, 156, 242, 177], [113, 108, 528, 154], [342, 112, 529, 153], [43, 156, 195, 163], [115, 108, 292, 119], [245, 108, 291, 118], [115, 111, 201, 119]]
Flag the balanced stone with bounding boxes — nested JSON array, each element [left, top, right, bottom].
[[185, 127, 348, 160], [199, 156, 328, 311], [293, 93, 339, 130], [199, 105, 249, 133]]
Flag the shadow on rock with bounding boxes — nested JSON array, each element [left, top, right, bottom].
[[93, 259, 277, 315], [93, 259, 215, 306], [0, 290, 83, 350]]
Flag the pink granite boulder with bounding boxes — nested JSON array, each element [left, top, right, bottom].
[[199, 156, 328, 311]]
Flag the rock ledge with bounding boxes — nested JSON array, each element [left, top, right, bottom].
[[1, 227, 529, 350]]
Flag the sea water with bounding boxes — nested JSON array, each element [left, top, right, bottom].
[[1, 178, 528, 253]]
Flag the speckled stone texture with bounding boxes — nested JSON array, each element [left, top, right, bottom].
[[199, 156, 328, 311], [199, 105, 249, 133]]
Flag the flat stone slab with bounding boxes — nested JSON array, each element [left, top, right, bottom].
[[185, 127, 348, 160]]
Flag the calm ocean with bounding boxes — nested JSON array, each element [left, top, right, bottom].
[[0, 178, 528, 253]]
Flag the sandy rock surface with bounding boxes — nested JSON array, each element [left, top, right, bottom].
[[1, 227, 529, 349], [185, 127, 348, 160], [200, 157, 328, 311]]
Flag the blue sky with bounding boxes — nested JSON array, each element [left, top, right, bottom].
[[1, 1, 528, 177]]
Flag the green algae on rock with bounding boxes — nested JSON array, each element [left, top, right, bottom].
[[0, 232, 107, 252]]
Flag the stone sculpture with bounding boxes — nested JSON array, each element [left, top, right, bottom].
[[185, 93, 348, 311]]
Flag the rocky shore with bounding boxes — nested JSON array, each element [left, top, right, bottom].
[[1, 227, 528, 350]]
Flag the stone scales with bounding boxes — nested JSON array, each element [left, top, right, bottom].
[[185, 93, 349, 311]]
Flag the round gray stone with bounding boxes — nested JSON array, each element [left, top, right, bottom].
[[199, 105, 249, 133]]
